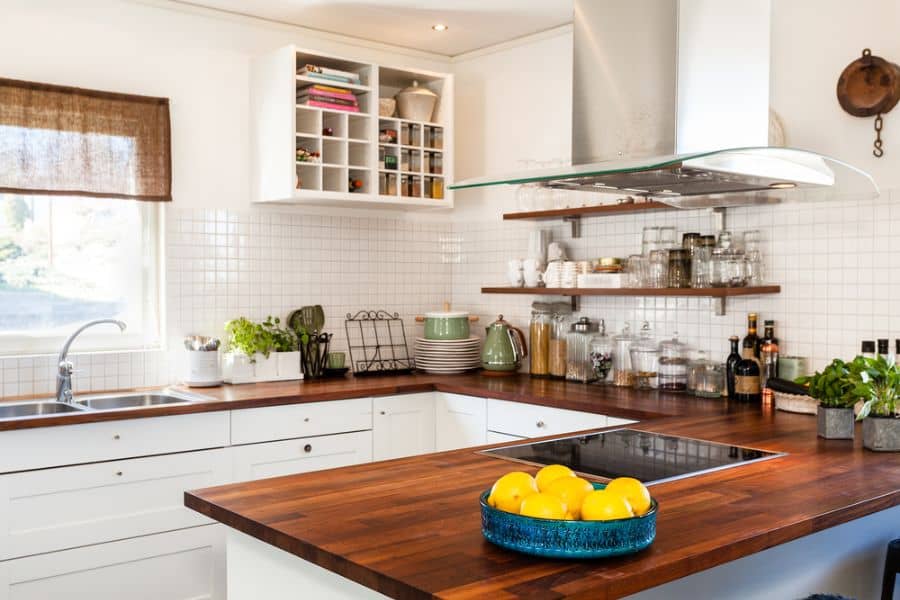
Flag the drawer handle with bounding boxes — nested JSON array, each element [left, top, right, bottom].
[[379, 410, 386, 415], [115, 471, 123, 477], [303, 444, 312, 453], [113, 434, 121, 440], [536, 421, 546, 428], [304, 417, 310, 422]]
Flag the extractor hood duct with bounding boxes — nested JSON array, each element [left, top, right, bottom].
[[450, 0, 878, 205]]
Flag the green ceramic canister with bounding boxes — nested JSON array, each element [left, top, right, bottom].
[[424, 311, 470, 340]]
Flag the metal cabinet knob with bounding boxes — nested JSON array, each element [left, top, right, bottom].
[[304, 417, 310, 422], [380, 411, 386, 415], [303, 444, 312, 453], [113, 434, 121, 440], [536, 420, 546, 428], [115, 471, 123, 476]]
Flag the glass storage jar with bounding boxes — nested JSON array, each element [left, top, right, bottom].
[[529, 309, 552, 377], [690, 351, 725, 398], [611, 323, 636, 387], [629, 322, 658, 389], [566, 317, 599, 383], [549, 314, 570, 379], [590, 320, 613, 384], [657, 332, 690, 392]]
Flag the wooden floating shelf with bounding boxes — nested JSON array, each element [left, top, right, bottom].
[[481, 286, 780, 297], [503, 201, 673, 221]]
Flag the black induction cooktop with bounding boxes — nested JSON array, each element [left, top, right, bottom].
[[481, 428, 784, 485]]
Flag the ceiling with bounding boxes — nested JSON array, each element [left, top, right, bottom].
[[176, 0, 574, 56]]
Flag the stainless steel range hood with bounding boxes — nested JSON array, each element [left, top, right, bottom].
[[450, 1, 878, 205]]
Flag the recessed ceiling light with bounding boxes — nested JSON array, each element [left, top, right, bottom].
[[431, 24, 448, 32]]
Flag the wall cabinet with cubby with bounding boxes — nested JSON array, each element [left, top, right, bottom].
[[250, 45, 453, 210]]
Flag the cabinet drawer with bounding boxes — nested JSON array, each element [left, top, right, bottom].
[[486, 431, 526, 444], [486, 399, 608, 438], [0, 448, 230, 560], [0, 525, 225, 600], [231, 431, 372, 482], [0, 412, 229, 474], [231, 398, 373, 445]]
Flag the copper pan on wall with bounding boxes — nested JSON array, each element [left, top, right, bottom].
[[837, 48, 900, 157]]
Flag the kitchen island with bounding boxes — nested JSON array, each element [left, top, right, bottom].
[[186, 404, 900, 599]]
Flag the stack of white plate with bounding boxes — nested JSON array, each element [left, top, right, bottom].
[[414, 336, 482, 374]]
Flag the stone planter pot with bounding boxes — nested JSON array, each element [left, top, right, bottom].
[[862, 416, 900, 451], [817, 406, 855, 440]]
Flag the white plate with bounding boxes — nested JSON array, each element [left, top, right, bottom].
[[415, 336, 481, 344], [418, 366, 481, 374]]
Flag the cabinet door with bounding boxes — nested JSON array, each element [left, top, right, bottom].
[[0, 448, 230, 560], [231, 431, 373, 482], [435, 393, 487, 451], [486, 399, 609, 438], [486, 431, 527, 444], [0, 525, 225, 600], [373, 393, 436, 461]]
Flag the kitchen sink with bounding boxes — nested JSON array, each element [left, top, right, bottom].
[[0, 401, 88, 420], [76, 391, 210, 411]]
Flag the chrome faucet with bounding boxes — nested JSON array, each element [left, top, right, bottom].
[[56, 320, 127, 403]]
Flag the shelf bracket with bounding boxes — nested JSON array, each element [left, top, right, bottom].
[[711, 207, 727, 232], [563, 216, 582, 239], [569, 295, 578, 311], [713, 297, 726, 316]]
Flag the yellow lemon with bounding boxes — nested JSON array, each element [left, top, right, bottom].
[[580, 490, 634, 521], [604, 477, 653, 516], [545, 477, 595, 519], [519, 492, 568, 520], [487, 471, 538, 513], [535, 464, 575, 492]]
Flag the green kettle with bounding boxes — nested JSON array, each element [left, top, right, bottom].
[[482, 315, 528, 372]]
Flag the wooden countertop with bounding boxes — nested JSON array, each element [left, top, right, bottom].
[[185, 409, 900, 599], [0, 373, 730, 431]]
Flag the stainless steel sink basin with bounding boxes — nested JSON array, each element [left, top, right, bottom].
[[0, 401, 88, 420], [76, 391, 210, 411]]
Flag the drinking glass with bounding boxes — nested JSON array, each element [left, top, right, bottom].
[[625, 254, 647, 287], [691, 246, 712, 288], [641, 226, 660, 256], [743, 230, 761, 252], [648, 249, 668, 288], [746, 249, 764, 285], [658, 226, 677, 248]]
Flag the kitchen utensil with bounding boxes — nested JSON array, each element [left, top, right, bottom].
[[837, 49, 900, 157], [312, 305, 325, 333], [183, 349, 222, 387], [482, 315, 527, 373], [395, 80, 438, 122]]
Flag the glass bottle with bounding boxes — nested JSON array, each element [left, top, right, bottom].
[[611, 323, 636, 387], [629, 322, 658, 389], [742, 313, 760, 359], [590, 320, 613, 384], [566, 317, 599, 383], [657, 332, 690, 392], [760, 320, 779, 390], [529, 309, 551, 377], [725, 335, 741, 399], [549, 314, 570, 379], [734, 357, 762, 403]]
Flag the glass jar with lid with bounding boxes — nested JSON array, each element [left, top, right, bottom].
[[657, 332, 690, 392], [590, 319, 613, 384], [629, 322, 658, 389], [529, 308, 552, 377], [611, 323, 636, 387], [549, 314, 570, 379], [690, 351, 725, 398], [566, 317, 599, 383]]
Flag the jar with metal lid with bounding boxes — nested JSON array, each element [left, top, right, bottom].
[[549, 314, 570, 379], [529, 309, 552, 377], [690, 351, 725, 398], [590, 320, 613, 384], [629, 322, 658, 389], [611, 323, 636, 387], [657, 332, 690, 392], [566, 317, 599, 383]]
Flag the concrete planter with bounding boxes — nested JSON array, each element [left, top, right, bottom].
[[862, 416, 900, 451], [817, 406, 855, 440]]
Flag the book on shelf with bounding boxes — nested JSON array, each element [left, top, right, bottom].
[[298, 64, 361, 84], [298, 99, 360, 112], [297, 84, 357, 101], [297, 94, 358, 108]]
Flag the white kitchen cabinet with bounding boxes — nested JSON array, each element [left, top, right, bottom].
[[0, 448, 229, 561], [486, 431, 526, 444], [0, 525, 225, 600], [231, 431, 373, 482], [607, 416, 638, 427], [434, 393, 487, 451], [486, 399, 615, 439], [373, 393, 435, 460], [231, 398, 373, 445]]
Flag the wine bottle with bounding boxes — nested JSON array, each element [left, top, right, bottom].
[[742, 313, 760, 360], [725, 335, 741, 399], [734, 357, 762, 403], [760, 320, 779, 388]]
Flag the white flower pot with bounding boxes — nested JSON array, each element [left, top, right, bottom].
[[276, 351, 302, 380], [222, 352, 255, 384], [254, 354, 278, 381]]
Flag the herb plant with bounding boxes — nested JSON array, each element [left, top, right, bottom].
[[261, 316, 297, 352], [851, 355, 900, 420], [796, 358, 863, 409]]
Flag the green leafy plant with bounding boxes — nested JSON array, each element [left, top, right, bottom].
[[851, 355, 900, 420], [261, 316, 297, 352], [224, 317, 274, 361], [796, 358, 864, 409]]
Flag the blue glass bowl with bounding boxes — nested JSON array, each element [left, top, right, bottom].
[[480, 483, 658, 559]]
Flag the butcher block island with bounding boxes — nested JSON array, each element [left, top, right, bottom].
[[185, 407, 900, 600]]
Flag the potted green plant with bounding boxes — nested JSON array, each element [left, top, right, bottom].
[[852, 355, 900, 451], [261, 316, 301, 381], [797, 358, 861, 440], [222, 317, 274, 383]]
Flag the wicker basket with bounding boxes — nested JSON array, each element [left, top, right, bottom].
[[773, 391, 818, 414]]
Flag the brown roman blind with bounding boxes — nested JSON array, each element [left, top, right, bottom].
[[0, 78, 171, 201]]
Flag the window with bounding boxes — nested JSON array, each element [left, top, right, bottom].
[[0, 194, 161, 354]]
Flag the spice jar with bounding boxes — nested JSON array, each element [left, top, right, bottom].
[[549, 314, 570, 379], [657, 332, 690, 392], [590, 320, 613, 383], [566, 317, 599, 383], [690, 351, 725, 398], [529, 309, 551, 377], [629, 322, 658, 389], [611, 323, 636, 387]]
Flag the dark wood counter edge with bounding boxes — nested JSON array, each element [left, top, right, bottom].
[[0, 375, 712, 431]]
